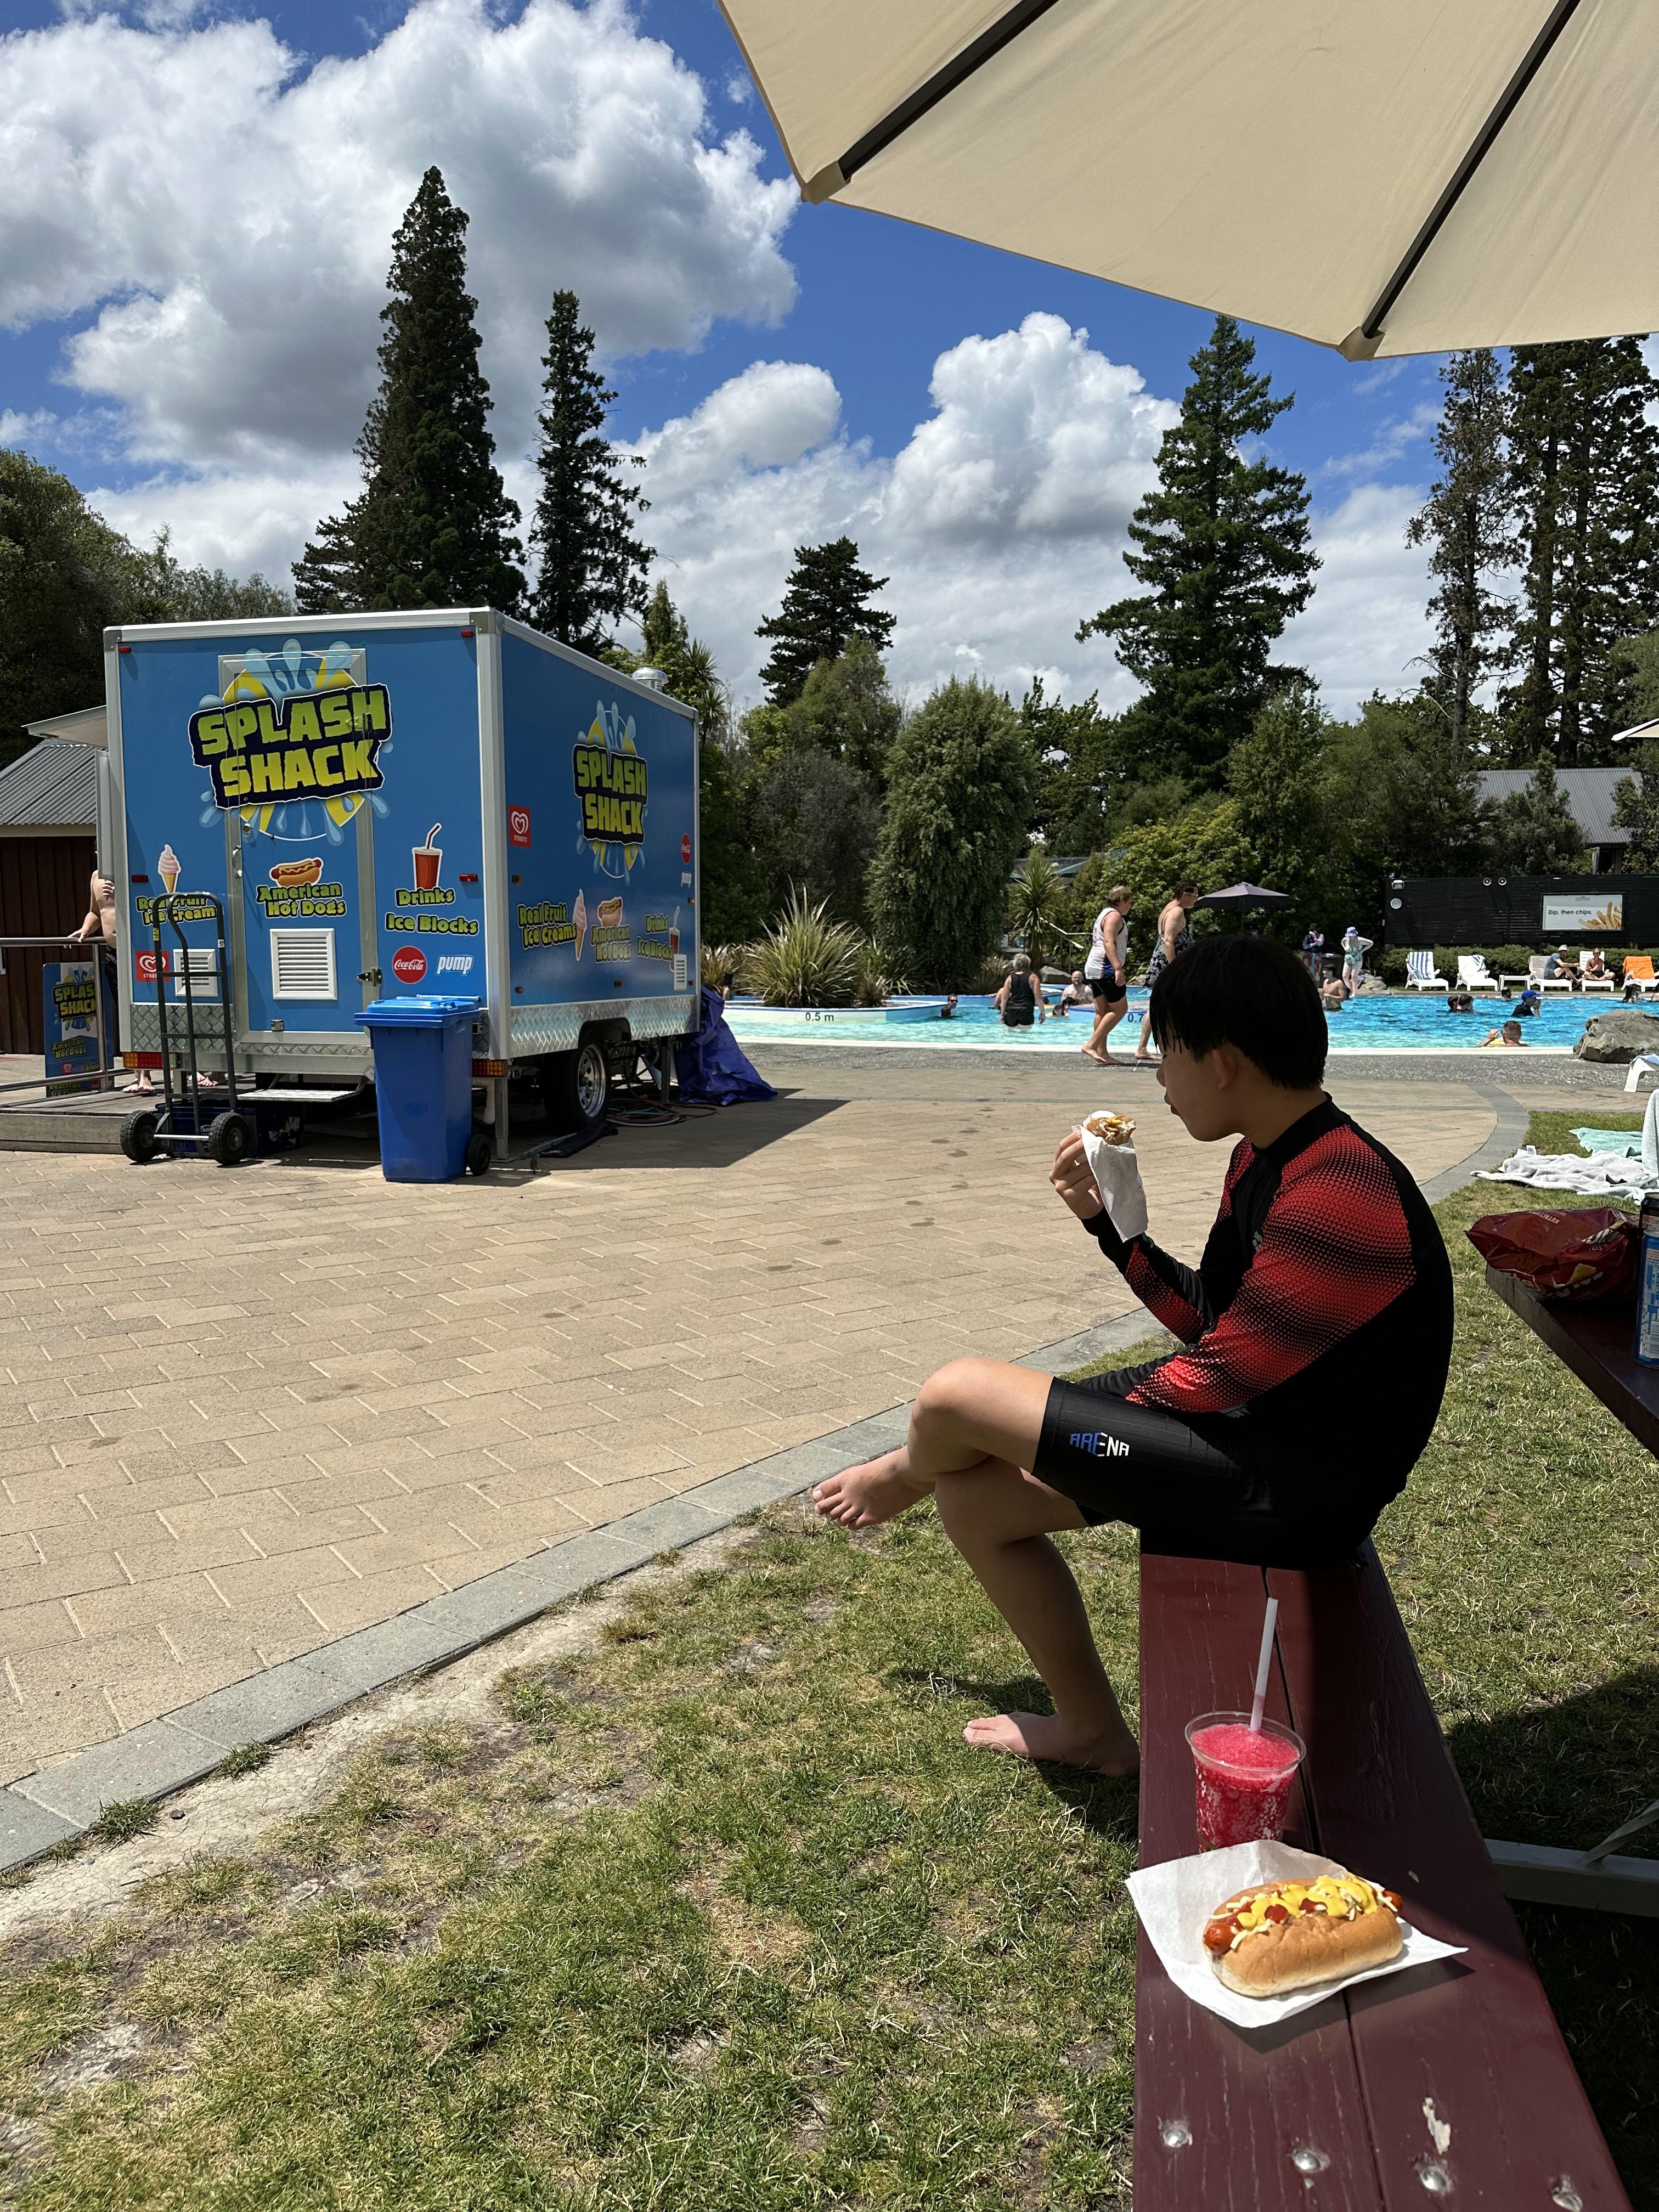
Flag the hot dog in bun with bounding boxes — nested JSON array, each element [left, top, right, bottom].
[[1202, 1870, 1402, 1996], [1081, 1111, 1134, 1146]]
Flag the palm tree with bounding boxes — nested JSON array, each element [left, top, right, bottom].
[[1007, 849, 1076, 972]]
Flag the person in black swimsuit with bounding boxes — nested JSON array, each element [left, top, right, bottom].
[[811, 937, 1453, 1776], [995, 953, 1042, 1028]]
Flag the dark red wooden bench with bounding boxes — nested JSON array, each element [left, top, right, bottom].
[[1135, 1544, 1632, 2210]]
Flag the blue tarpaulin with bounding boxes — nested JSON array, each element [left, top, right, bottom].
[[677, 986, 776, 1106]]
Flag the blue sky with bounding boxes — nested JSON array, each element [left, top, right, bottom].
[[0, 0, 1444, 712]]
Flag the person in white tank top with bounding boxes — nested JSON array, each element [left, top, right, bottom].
[[1082, 887, 1132, 1064]]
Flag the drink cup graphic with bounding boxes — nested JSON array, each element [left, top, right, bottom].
[[413, 822, 442, 890], [158, 843, 181, 896], [669, 906, 680, 957]]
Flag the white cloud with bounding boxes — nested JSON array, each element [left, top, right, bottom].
[[2, 0, 795, 469], [633, 313, 1180, 710], [1282, 483, 1435, 706]]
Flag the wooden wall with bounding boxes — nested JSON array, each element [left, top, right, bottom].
[[0, 835, 97, 1056]]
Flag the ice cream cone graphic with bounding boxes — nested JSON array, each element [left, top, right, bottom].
[[573, 888, 588, 961], [158, 843, 181, 896]]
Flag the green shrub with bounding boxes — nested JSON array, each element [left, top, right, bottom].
[[747, 888, 863, 1006]]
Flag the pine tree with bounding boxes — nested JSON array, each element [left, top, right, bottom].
[[1078, 315, 1317, 787], [869, 679, 1036, 988], [1486, 757, 1590, 873], [755, 538, 895, 705], [295, 169, 523, 614], [1406, 349, 1512, 752], [1502, 338, 1659, 765], [525, 292, 651, 652]]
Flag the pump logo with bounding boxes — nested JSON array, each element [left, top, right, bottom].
[[571, 702, 647, 881], [189, 684, 391, 810]]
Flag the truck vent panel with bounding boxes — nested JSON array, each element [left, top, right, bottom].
[[270, 928, 337, 1002]]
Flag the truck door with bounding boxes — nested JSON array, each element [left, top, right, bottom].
[[217, 644, 382, 1041]]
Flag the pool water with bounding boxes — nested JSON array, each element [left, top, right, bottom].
[[724, 990, 1594, 1052]]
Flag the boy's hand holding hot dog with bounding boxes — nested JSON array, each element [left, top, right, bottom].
[[1054, 1111, 1148, 1242]]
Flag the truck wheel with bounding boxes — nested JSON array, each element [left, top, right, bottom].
[[205, 1111, 253, 1166], [120, 1109, 160, 1164], [546, 1038, 610, 1131], [465, 1131, 493, 1177]]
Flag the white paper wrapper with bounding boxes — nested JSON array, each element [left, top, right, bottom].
[[1077, 1124, 1149, 1242], [1126, 1841, 1466, 2030]]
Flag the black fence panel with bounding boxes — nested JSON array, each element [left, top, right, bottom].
[[1388, 876, 1659, 949]]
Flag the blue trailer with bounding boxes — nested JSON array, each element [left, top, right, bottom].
[[104, 608, 701, 1157]]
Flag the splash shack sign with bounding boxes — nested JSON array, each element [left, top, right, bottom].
[[188, 684, 392, 809]]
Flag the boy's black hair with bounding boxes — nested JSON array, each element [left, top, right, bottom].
[[1148, 935, 1327, 1089]]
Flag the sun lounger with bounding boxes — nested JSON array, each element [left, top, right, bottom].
[[1532, 954, 1574, 994], [1622, 955, 1659, 994], [1579, 956, 1615, 994], [1457, 955, 1496, 991], [1406, 949, 1447, 991]]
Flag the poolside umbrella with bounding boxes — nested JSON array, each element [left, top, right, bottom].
[[717, 1, 1659, 358], [1190, 884, 1292, 913]]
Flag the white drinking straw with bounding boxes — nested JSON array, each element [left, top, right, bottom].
[[1248, 1595, 1280, 1734]]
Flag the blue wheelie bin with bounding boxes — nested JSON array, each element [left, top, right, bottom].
[[356, 996, 479, 1182]]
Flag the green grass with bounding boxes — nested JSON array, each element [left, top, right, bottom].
[[1, 1150, 1655, 2209], [1525, 1107, 1645, 1159]]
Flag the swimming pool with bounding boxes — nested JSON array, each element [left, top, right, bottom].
[[724, 991, 1592, 1053]]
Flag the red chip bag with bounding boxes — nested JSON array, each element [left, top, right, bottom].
[[1467, 1207, 1638, 1301]]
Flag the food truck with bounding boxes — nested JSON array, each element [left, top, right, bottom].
[[104, 607, 700, 1156]]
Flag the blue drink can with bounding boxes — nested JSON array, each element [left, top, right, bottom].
[[1638, 1195, 1659, 1367]]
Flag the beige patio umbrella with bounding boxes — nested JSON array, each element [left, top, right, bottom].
[[716, 0, 1659, 358]]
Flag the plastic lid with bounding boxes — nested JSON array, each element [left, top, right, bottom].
[[356, 995, 482, 1026]]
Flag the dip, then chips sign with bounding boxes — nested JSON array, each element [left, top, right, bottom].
[[1542, 895, 1624, 933]]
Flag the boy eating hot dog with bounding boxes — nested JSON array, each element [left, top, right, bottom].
[[812, 936, 1454, 1775]]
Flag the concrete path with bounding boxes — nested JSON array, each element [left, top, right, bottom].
[[0, 1051, 1552, 1808]]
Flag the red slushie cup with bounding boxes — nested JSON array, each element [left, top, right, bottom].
[[1186, 1711, 1305, 1849]]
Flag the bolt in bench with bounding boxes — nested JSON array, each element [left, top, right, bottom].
[[1134, 1544, 1631, 2210]]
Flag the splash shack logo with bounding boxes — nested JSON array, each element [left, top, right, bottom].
[[189, 684, 391, 810], [572, 703, 647, 881]]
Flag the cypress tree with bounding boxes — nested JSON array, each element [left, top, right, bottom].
[[525, 291, 652, 652], [295, 168, 523, 614], [1406, 349, 1513, 752], [1503, 338, 1659, 764], [1078, 314, 1317, 787], [755, 538, 895, 705]]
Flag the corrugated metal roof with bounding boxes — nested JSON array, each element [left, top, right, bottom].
[[0, 738, 98, 830], [1476, 765, 1634, 849]]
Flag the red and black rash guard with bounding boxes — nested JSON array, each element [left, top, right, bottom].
[[1085, 1100, 1453, 1509]]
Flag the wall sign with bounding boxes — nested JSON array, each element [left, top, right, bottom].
[[1542, 895, 1624, 933]]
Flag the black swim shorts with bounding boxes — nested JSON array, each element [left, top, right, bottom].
[[1031, 1364, 1364, 1568], [1091, 976, 1127, 1007], [1002, 1010, 1035, 1028]]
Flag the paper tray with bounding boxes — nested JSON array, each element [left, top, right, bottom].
[[1126, 1840, 1465, 2029]]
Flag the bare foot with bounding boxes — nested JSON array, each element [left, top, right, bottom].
[[1080, 1046, 1107, 1065], [962, 1710, 1139, 1775], [812, 1449, 927, 1530]]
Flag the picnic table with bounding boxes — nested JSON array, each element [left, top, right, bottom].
[[1135, 1545, 1632, 2210], [1480, 1265, 1659, 1914]]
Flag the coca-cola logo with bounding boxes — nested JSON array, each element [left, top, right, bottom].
[[391, 946, 427, 985], [681, 833, 692, 864], [509, 805, 532, 848]]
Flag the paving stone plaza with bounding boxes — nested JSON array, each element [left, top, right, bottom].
[[0, 1045, 1601, 1821]]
